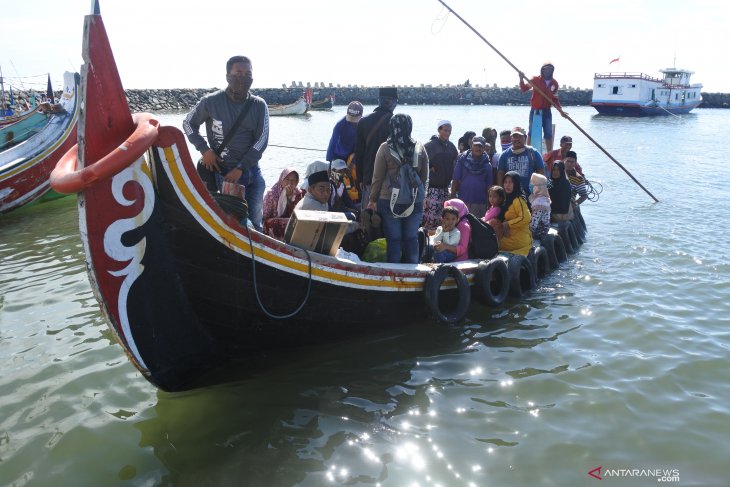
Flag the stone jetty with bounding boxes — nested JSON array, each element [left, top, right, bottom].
[[5, 84, 729, 112], [124, 84, 730, 112]]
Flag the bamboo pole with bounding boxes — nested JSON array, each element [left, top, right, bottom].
[[436, 0, 659, 203]]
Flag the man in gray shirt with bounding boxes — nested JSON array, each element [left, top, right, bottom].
[[183, 55, 269, 230]]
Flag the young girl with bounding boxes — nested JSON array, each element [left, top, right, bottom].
[[528, 172, 551, 242], [429, 206, 461, 263], [483, 185, 505, 240], [443, 198, 472, 262]]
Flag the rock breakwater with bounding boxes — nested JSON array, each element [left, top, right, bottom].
[[5, 86, 729, 113], [124, 86, 730, 112]]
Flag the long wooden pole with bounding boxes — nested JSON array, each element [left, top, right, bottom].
[[436, 0, 659, 203]]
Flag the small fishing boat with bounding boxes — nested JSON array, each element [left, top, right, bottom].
[[267, 96, 309, 116], [309, 91, 335, 111], [590, 68, 702, 116], [310, 96, 334, 110], [0, 107, 49, 150], [0, 72, 79, 213], [0, 104, 41, 128], [51, 2, 586, 392]]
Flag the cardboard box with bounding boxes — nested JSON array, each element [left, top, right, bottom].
[[284, 209, 350, 256]]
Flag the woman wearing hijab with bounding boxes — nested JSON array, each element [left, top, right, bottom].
[[498, 171, 533, 256], [549, 160, 573, 222], [367, 114, 429, 263], [262, 168, 304, 239]]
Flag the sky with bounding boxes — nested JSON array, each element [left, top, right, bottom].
[[1, 0, 728, 94]]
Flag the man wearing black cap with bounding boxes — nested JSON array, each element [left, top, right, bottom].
[[353, 87, 398, 208]]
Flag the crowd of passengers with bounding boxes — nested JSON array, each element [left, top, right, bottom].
[[182, 57, 588, 264]]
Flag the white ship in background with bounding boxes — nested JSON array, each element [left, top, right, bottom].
[[590, 67, 702, 116]]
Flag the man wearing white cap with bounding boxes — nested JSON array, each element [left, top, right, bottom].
[[422, 120, 458, 230], [326, 101, 363, 162], [326, 101, 364, 203], [497, 126, 545, 193]]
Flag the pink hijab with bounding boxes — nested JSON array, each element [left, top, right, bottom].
[[443, 198, 471, 261], [262, 168, 300, 220]]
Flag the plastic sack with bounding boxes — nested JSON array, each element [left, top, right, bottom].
[[362, 238, 388, 263]]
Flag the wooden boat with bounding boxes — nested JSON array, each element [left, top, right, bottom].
[[0, 72, 79, 213], [309, 88, 335, 111], [267, 96, 309, 116], [590, 68, 702, 116], [0, 106, 49, 150], [51, 3, 586, 392], [0, 104, 43, 128], [310, 96, 334, 110]]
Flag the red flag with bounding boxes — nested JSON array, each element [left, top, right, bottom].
[[609, 57, 620, 64]]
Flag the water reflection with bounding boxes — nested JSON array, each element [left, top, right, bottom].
[[128, 290, 583, 486]]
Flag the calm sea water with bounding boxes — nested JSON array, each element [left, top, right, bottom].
[[1, 105, 729, 487]]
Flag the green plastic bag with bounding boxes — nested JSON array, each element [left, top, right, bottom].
[[362, 238, 388, 263]]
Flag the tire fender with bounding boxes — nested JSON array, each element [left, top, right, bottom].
[[424, 265, 471, 325], [475, 258, 509, 307], [541, 234, 560, 270], [566, 221, 579, 251], [532, 245, 550, 279], [506, 254, 535, 298], [557, 222, 575, 254], [571, 219, 585, 244], [553, 231, 568, 262]]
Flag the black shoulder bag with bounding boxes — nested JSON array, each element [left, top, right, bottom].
[[196, 98, 254, 191]]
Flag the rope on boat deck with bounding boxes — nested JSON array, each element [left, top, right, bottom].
[[246, 228, 314, 320]]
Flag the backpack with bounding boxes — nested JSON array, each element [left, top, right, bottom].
[[463, 213, 499, 260], [387, 145, 425, 218]]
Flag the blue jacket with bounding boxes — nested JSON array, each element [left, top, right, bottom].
[[326, 117, 357, 162]]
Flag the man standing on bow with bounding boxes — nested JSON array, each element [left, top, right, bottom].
[[519, 62, 563, 153], [353, 87, 397, 208], [183, 55, 269, 230]]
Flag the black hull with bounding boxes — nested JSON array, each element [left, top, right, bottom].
[[151, 147, 432, 350]]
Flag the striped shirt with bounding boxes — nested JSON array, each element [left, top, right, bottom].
[[567, 171, 587, 198]]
